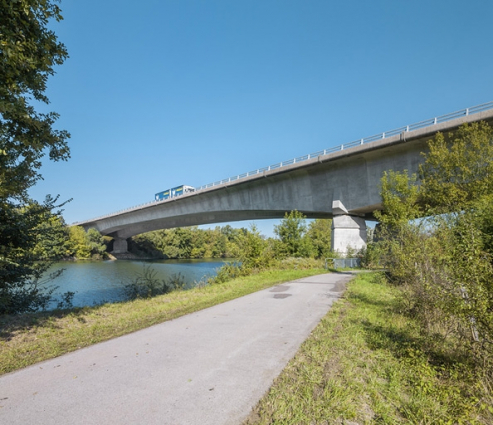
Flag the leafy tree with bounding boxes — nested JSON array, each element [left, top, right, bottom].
[[32, 213, 71, 260], [419, 121, 493, 213], [86, 228, 106, 257], [0, 1, 70, 313], [375, 122, 493, 365], [274, 210, 313, 257], [67, 226, 91, 259], [0, 196, 67, 314], [67, 226, 106, 259], [306, 218, 333, 259], [1, 0, 70, 200], [375, 170, 422, 228], [131, 225, 246, 259], [236, 224, 273, 270]]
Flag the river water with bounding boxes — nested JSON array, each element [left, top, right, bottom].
[[45, 259, 228, 309]]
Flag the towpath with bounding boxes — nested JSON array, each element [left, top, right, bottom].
[[0, 272, 352, 425]]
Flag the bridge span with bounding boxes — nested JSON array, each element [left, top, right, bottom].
[[76, 103, 493, 254]]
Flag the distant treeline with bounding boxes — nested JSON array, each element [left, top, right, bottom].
[[33, 214, 335, 262], [129, 215, 334, 260]]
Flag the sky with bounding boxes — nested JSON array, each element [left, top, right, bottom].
[[29, 0, 493, 237]]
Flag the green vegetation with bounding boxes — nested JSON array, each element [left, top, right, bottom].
[[247, 122, 493, 423], [373, 122, 493, 372], [121, 265, 187, 300], [131, 217, 334, 261], [0, 197, 69, 314], [246, 273, 492, 424], [0, 267, 327, 375], [67, 226, 108, 260], [130, 224, 243, 259], [274, 210, 313, 257], [0, 0, 70, 314]]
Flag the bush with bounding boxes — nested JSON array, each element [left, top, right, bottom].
[[122, 264, 186, 300]]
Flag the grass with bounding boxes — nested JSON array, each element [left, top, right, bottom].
[[0, 267, 327, 376], [245, 272, 493, 424], [4, 269, 491, 423]]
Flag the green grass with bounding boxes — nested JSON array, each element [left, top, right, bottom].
[[245, 272, 493, 424], [0, 267, 327, 375]]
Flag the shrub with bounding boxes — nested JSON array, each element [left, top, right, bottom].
[[122, 264, 186, 300]]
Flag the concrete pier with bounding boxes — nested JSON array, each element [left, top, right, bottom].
[[112, 238, 128, 254], [331, 214, 367, 255]]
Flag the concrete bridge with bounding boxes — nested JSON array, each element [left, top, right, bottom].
[[76, 103, 493, 254]]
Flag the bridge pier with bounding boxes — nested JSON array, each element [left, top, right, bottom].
[[112, 238, 128, 254], [331, 201, 367, 256]]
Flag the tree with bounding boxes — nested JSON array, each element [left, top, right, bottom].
[[1, 0, 70, 200], [274, 210, 313, 257], [236, 224, 272, 270], [419, 122, 493, 214], [0, 1, 70, 313], [0, 196, 67, 314], [375, 122, 493, 362], [67, 226, 91, 259], [32, 212, 71, 260], [306, 219, 333, 259], [66, 226, 107, 259]]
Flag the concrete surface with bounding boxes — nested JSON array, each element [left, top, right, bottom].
[[331, 213, 367, 255], [0, 273, 353, 425], [78, 109, 493, 244]]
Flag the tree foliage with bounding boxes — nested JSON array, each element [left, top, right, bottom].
[[32, 210, 70, 260], [0, 196, 67, 314], [0, 0, 70, 314], [1, 0, 70, 200], [374, 122, 493, 366], [67, 226, 106, 259], [306, 218, 333, 259], [419, 122, 493, 213], [274, 210, 313, 258], [132, 225, 243, 259]]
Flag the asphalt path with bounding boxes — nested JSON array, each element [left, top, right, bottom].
[[0, 272, 353, 425]]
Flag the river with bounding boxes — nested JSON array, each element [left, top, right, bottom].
[[45, 259, 229, 309]]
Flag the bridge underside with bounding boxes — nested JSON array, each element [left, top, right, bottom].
[[79, 109, 493, 256], [106, 206, 373, 255]]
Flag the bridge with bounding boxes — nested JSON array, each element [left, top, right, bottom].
[[76, 102, 493, 254]]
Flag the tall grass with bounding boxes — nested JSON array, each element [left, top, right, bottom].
[[245, 272, 493, 424]]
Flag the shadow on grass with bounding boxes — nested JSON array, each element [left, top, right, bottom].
[[346, 289, 398, 310], [0, 306, 94, 342], [348, 289, 476, 371]]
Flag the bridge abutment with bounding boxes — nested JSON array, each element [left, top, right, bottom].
[[112, 238, 129, 254]]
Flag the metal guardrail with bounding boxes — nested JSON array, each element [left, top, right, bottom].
[[73, 101, 493, 225]]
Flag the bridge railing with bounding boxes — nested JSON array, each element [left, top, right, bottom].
[[73, 100, 493, 225]]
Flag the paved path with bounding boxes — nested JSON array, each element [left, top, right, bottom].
[[0, 273, 352, 425]]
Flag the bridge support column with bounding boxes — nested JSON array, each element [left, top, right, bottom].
[[331, 201, 366, 256], [112, 238, 128, 254]]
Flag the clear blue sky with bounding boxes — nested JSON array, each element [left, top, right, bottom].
[[30, 0, 493, 237]]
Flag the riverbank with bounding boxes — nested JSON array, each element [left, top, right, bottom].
[[3, 270, 490, 423], [245, 273, 493, 424], [0, 268, 327, 375], [0, 272, 351, 425]]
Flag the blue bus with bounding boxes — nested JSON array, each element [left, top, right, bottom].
[[155, 185, 195, 201]]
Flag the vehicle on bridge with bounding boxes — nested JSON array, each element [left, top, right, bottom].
[[155, 185, 195, 201]]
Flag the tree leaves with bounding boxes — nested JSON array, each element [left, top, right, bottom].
[[0, 0, 70, 200], [375, 121, 493, 362], [0, 1, 70, 314]]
